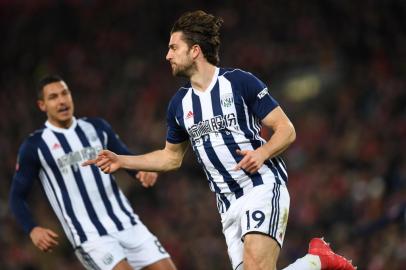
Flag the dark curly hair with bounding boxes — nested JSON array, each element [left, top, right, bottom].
[[37, 74, 64, 100], [171, 10, 223, 65]]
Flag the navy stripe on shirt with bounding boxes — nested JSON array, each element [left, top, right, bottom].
[[188, 90, 223, 194], [75, 125, 124, 231], [38, 139, 88, 243], [83, 120, 136, 225], [211, 82, 264, 187], [108, 175, 137, 226], [272, 157, 288, 183], [40, 164, 78, 246], [53, 131, 108, 237], [192, 91, 244, 198]]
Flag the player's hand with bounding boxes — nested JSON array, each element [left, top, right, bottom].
[[136, 171, 158, 188], [82, 150, 121, 174], [234, 148, 268, 174], [29, 226, 59, 252]]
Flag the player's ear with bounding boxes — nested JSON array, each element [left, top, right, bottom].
[[191, 44, 201, 59], [37, 99, 46, 112]]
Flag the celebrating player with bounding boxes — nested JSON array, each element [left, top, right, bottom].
[[9, 75, 177, 270], [84, 10, 356, 270]]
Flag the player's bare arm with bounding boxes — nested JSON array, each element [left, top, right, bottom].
[[29, 226, 59, 252], [83, 141, 189, 174], [235, 106, 296, 174]]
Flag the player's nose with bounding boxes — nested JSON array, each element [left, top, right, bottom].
[[165, 50, 172, 61], [58, 98, 66, 105]]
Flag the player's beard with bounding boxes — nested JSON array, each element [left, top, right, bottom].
[[172, 60, 196, 78]]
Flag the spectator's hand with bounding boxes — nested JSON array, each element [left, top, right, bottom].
[[30, 226, 59, 252], [82, 150, 120, 174], [234, 148, 268, 174], [136, 171, 158, 188]]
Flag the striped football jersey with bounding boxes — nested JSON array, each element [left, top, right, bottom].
[[10, 117, 138, 248], [166, 68, 288, 212]]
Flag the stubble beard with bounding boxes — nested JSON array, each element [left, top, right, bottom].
[[172, 61, 196, 78]]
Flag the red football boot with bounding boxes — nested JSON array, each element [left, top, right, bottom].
[[308, 238, 356, 270]]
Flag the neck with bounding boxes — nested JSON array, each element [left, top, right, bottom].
[[190, 63, 216, 92], [48, 118, 73, 129]]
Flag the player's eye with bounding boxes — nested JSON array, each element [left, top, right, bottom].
[[47, 94, 57, 100]]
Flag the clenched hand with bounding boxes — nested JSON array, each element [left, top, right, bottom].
[[30, 226, 59, 252], [136, 171, 158, 188], [234, 148, 268, 174]]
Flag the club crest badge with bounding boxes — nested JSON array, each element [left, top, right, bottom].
[[102, 253, 114, 265], [220, 93, 234, 108]]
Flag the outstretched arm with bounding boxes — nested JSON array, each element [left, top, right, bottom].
[[83, 140, 189, 174], [90, 118, 164, 187]]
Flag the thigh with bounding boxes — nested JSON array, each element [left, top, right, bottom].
[[112, 258, 176, 270], [142, 257, 177, 270], [243, 233, 280, 270], [221, 183, 290, 270], [113, 260, 134, 270], [75, 235, 126, 270]]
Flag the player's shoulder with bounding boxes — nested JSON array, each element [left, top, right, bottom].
[[219, 67, 256, 80], [175, 82, 191, 96], [25, 126, 45, 143], [19, 127, 45, 153], [78, 116, 111, 130], [169, 83, 191, 105], [219, 67, 266, 91]]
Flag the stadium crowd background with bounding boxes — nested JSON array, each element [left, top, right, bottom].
[[0, 1, 405, 269]]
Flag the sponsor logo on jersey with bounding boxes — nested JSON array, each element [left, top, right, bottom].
[[188, 113, 237, 140], [52, 143, 61, 150], [57, 145, 102, 173], [185, 111, 194, 119], [257, 88, 269, 99]]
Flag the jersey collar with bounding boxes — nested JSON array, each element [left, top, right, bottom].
[[192, 67, 219, 96], [45, 117, 78, 133]]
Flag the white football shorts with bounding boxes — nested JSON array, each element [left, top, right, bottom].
[[74, 222, 170, 270], [221, 183, 290, 270]]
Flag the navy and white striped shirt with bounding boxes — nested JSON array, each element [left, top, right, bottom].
[[166, 68, 288, 212], [9, 117, 138, 248]]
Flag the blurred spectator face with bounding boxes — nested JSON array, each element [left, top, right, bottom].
[[166, 31, 196, 77], [37, 81, 74, 128]]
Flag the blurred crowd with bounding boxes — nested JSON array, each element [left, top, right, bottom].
[[1, 0, 405, 269]]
